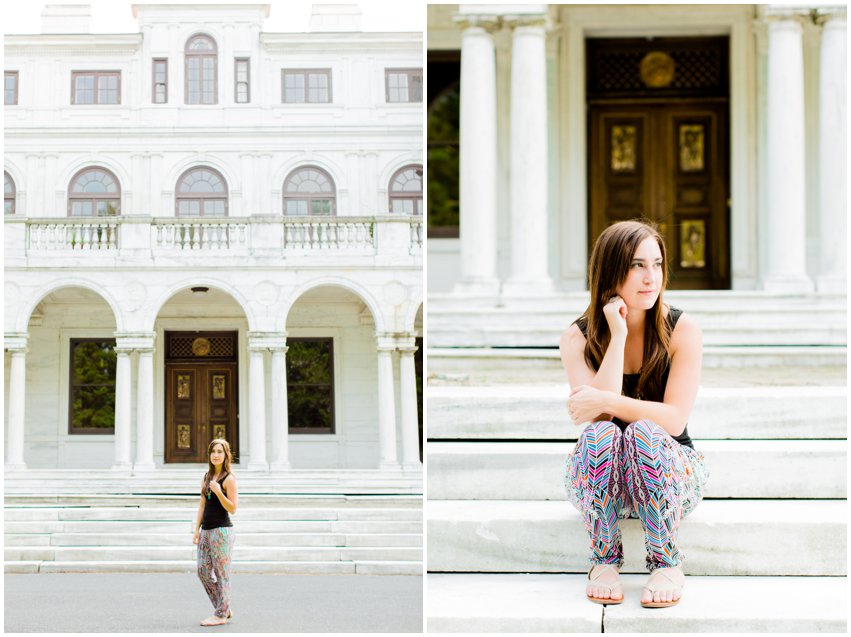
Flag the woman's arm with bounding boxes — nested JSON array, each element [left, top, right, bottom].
[[193, 482, 205, 543], [569, 313, 702, 436], [560, 321, 626, 422], [209, 475, 238, 514]]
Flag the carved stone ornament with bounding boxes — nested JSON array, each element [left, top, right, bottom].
[[640, 51, 676, 88], [192, 337, 211, 356]]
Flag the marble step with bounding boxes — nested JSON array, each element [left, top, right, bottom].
[[427, 292, 846, 347], [3, 506, 422, 522], [5, 545, 422, 563], [428, 346, 847, 370], [426, 573, 847, 633], [3, 470, 423, 495], [4, 519, 422, 535], [3, 494, 423, 508], [7, 560, 422, 575], [5, 532, 422, 548], [427, 500, 846, 576], [427, 440, 847, 500], [427, 385, 847, 440]]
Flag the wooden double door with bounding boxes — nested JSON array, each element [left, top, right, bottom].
[[164, 331, 239, 463], [589, 102, 730, 289]]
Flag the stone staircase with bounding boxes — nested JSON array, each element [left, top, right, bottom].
[[425, 291, 847, 632], [5, 470, 422, 576]]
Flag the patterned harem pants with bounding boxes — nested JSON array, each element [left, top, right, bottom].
[[197, 526, 234, 618], [564, 419, 708, 572]]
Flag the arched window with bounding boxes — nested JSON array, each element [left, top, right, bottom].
[[175, 167, 228, 216], [68, 167, 121, 216], [283, 166, 336, 216], [389, 165, 423, 214], [4, 171, 15, 215], [185, 34, 217, 104]]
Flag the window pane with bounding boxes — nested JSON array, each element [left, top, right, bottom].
[[155, 84, 166, 103], [311, 199, 332, 215], [70, 340, 116, 431], [205, 200, 225, 216], [237, 84, 248, 102], [410, 73, 423, 102], [5, 73, 17, 105], [71, 201, 93, 216], [286, 339, 333, 433], [286, 199, 308, 215], [75, 76, 94, 104], [96, 200, 119, 216], [5, 200, 14, 214]]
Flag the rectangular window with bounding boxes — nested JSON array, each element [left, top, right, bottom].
[[282, 69, 331, 103], [5, 71, 18, 105], [235, 58, 249, 103], [69, 339, 117, 434], [386, 68, 423, 103], [153, 59, 168, 103], [72, 71, 120, 105], [286, 338, 334, 434]]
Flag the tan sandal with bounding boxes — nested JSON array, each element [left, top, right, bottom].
[[586, 564, 624, 605], [641, 567, 684, 608]]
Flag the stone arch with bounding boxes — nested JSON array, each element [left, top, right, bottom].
[[144, 277, 257, 332], [272, 155, 346, 206], [280, 276, 387, 333], [163, 156, 238, 211], [17, 278, 124, 333], [404, 291, 424, 334]]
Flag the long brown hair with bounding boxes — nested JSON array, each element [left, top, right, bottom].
[[202, 438, 233, 496], [581, 219, 671, 399]]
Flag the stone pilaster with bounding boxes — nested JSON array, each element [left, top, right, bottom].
[[5, 334, 29, 470]]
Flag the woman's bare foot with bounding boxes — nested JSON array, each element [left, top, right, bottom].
[[586, 564, 623, 602], [200, 615, 228, 626], [641, 565, 684, 607]]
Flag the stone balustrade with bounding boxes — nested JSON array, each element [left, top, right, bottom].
[[7, 215, 421, 263]]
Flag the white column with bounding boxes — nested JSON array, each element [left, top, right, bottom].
[[453, 14, 500, 295], [112, 346, 133, 470], [247, 344, 269, 471], [135, 347, 155, 470], [817, 13, 847, 292], [269, 343, 290, 470], [376, 336, 400, 469], [764, 14, 813, 292], [503, 15, 554, 297], [6, 338, 28, 469], [398, 340, 421, 468]]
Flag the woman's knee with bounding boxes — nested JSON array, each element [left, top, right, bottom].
[[576, 419, 621, 460], [624, 419, 667, 443]]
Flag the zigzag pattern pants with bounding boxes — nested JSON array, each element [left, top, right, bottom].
[[564, 419, 708, 572]]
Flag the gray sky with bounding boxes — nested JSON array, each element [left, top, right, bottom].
[[2, 1, 424, 34]]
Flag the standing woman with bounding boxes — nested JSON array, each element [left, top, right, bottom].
[[193, 438, 238, 626], [560, 220, 708, 608]]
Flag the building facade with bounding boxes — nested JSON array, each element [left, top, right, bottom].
[[4, 4, 424, 475], [427, 3, 846, 295]]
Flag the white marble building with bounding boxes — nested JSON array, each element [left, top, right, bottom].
[[427, 3, 846, 295], [4, 4, 423, 475]]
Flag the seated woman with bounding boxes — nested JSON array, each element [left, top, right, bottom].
[[560, 219, 708, 608]]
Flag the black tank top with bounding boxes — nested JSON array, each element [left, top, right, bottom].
[[573, 306, 695, 449], [201, 471, 233, 530]]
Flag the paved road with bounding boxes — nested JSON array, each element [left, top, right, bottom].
[[4, 573, 423, 633]]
